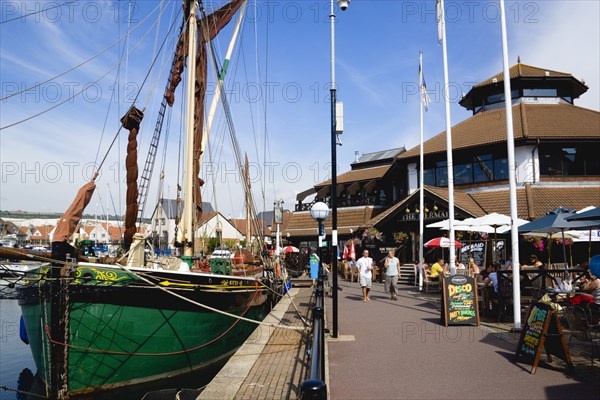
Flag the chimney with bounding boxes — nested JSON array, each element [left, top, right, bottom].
[[354, 151, 360, 162]]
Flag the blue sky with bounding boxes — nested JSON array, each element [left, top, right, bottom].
[[1, 0, 599, 220]]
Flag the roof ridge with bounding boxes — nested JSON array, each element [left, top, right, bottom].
[[519, 102, 528, 138], [518, 63, 573, 77]]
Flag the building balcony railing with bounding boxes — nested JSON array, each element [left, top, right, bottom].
[[295, 197, 390, 211]]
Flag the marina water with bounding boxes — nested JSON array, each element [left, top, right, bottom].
[[0, 299, 222, 400], [0, 299, 35, 400]]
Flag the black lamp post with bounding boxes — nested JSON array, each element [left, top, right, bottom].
[[329, 0, 349, 339]]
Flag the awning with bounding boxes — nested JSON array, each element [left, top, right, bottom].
[[347, 182, 360, 195], [317, 186, 330, 198], [296, 187, 316, 202], [364, 180, 377, 193]]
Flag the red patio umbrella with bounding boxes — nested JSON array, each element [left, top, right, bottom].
[[350, 240, 356, 259], [424, 237, 462, 248], [282, 245, 299, 253]]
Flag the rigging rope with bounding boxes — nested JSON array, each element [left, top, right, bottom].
[[0, 5, 179, 133], [93, 8, 182, 174], [0, 1, 165, 101], [0, 0, 78, 24]]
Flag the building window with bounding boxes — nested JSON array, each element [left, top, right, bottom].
[[540, 145, 600, 176], [454, 163, 472, 184], [423, 154, 508, 186], [424, 169, 436, 186], [523, 88, 557, 97], [473, 154, 494, 182], [486, 89, 519, 105], [494, 158, 509, 180]]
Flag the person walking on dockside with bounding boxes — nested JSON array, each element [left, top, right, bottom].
[[357, 250, 374, 302], [384, 250, 400, 300]]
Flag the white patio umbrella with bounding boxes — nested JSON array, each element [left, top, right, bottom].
[[522, 231, 581, 240], [426, 218, 497, 233], [465, 213, 529, 263]]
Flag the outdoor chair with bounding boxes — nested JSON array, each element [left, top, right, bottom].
[[342, 261, 350, 281], [350, 264, 359, 283], [424, 273, 440, 294], [564, 304, 600, 367], [492, 278, 513, 322]]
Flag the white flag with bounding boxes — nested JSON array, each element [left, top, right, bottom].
[[419, 51, 430, 111], [437, 0, 444, 44]]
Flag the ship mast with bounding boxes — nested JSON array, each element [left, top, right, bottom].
[[181, 0, 198, 258]]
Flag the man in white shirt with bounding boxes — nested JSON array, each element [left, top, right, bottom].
[[356, 250, 374, 302]]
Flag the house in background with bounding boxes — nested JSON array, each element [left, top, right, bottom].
[[150, 199, 214, 251], [17, 226, 34, 247], [30, 226, 54, 246]]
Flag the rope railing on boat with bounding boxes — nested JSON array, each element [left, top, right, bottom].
[[43, 284, 260, 356], [112, 262, 307, 331]]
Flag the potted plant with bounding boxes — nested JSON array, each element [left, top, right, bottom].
[[393, 231, 408, 243]]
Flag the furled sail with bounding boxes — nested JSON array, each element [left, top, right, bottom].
[[53, 178, 97, 243], [166, 0, 244, 230], [121, 106, 144, 247]]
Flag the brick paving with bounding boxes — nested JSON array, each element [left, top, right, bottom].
[[200, 278, 598, 399], [235, 287, 313, 399], [326, 279, 599, 400], [199, 286, 314, 400], [410, 286, 599, 382]]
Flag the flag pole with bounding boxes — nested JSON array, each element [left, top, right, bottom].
[[499, 0, 521, 331], [438, 0, 456, 271], [418, 50, 426, 291]]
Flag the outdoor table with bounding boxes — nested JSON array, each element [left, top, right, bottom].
[[544, 289, 589, 305]]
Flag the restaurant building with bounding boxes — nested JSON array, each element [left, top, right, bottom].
[[286, 63, 600, 264]]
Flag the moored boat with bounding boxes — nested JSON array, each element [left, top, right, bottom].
[[15, 0, 282, 397]]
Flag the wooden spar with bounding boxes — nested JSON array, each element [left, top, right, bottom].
[[245, 155, 251, 249], [0, 247, 88, 263], [199, 0, 247, 162], [180, 0, 198, 257]]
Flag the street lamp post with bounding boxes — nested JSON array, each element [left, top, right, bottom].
[[310, 202, 330, 294], [330, 0, 349, 339]]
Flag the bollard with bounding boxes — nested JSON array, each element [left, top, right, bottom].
[[300, 379, 327, 399]]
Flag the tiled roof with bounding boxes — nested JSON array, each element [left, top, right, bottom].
[[423, 186, 487, 217], [465, 189, 530, 219], [285, 207, 383, 237], [32, 226, 53, 239], [398, 103, 600, 159], [369, 184, 599, 228], [229, 219, 271, 236], [315, 165, 391, 188], [474, 64, 574, 89], [470, 185, 600, 219], [368, 186, 487, 228], [229, 219, 248, 236]]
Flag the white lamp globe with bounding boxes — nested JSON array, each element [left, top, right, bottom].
[[310, 202, 330, 222]]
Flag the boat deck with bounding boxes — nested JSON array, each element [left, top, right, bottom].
[[198, 287, 314, 399]]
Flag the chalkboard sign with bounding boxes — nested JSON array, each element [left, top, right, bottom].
[[514, 302, 573, 374], [459, 241, 486, 269], [440, 275, 479, 326]]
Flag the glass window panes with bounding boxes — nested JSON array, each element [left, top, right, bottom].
[[494, 158, 508, 180], [473, 155, 494, 182], [523, 88, 557, 97], [454, 163, 472, 184]]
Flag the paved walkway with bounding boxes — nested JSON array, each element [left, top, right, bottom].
[[325, 279, 599, 400], [199, 287, 313, 400]]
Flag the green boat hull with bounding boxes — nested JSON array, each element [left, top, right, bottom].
[[18, 265, 272, 396]]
